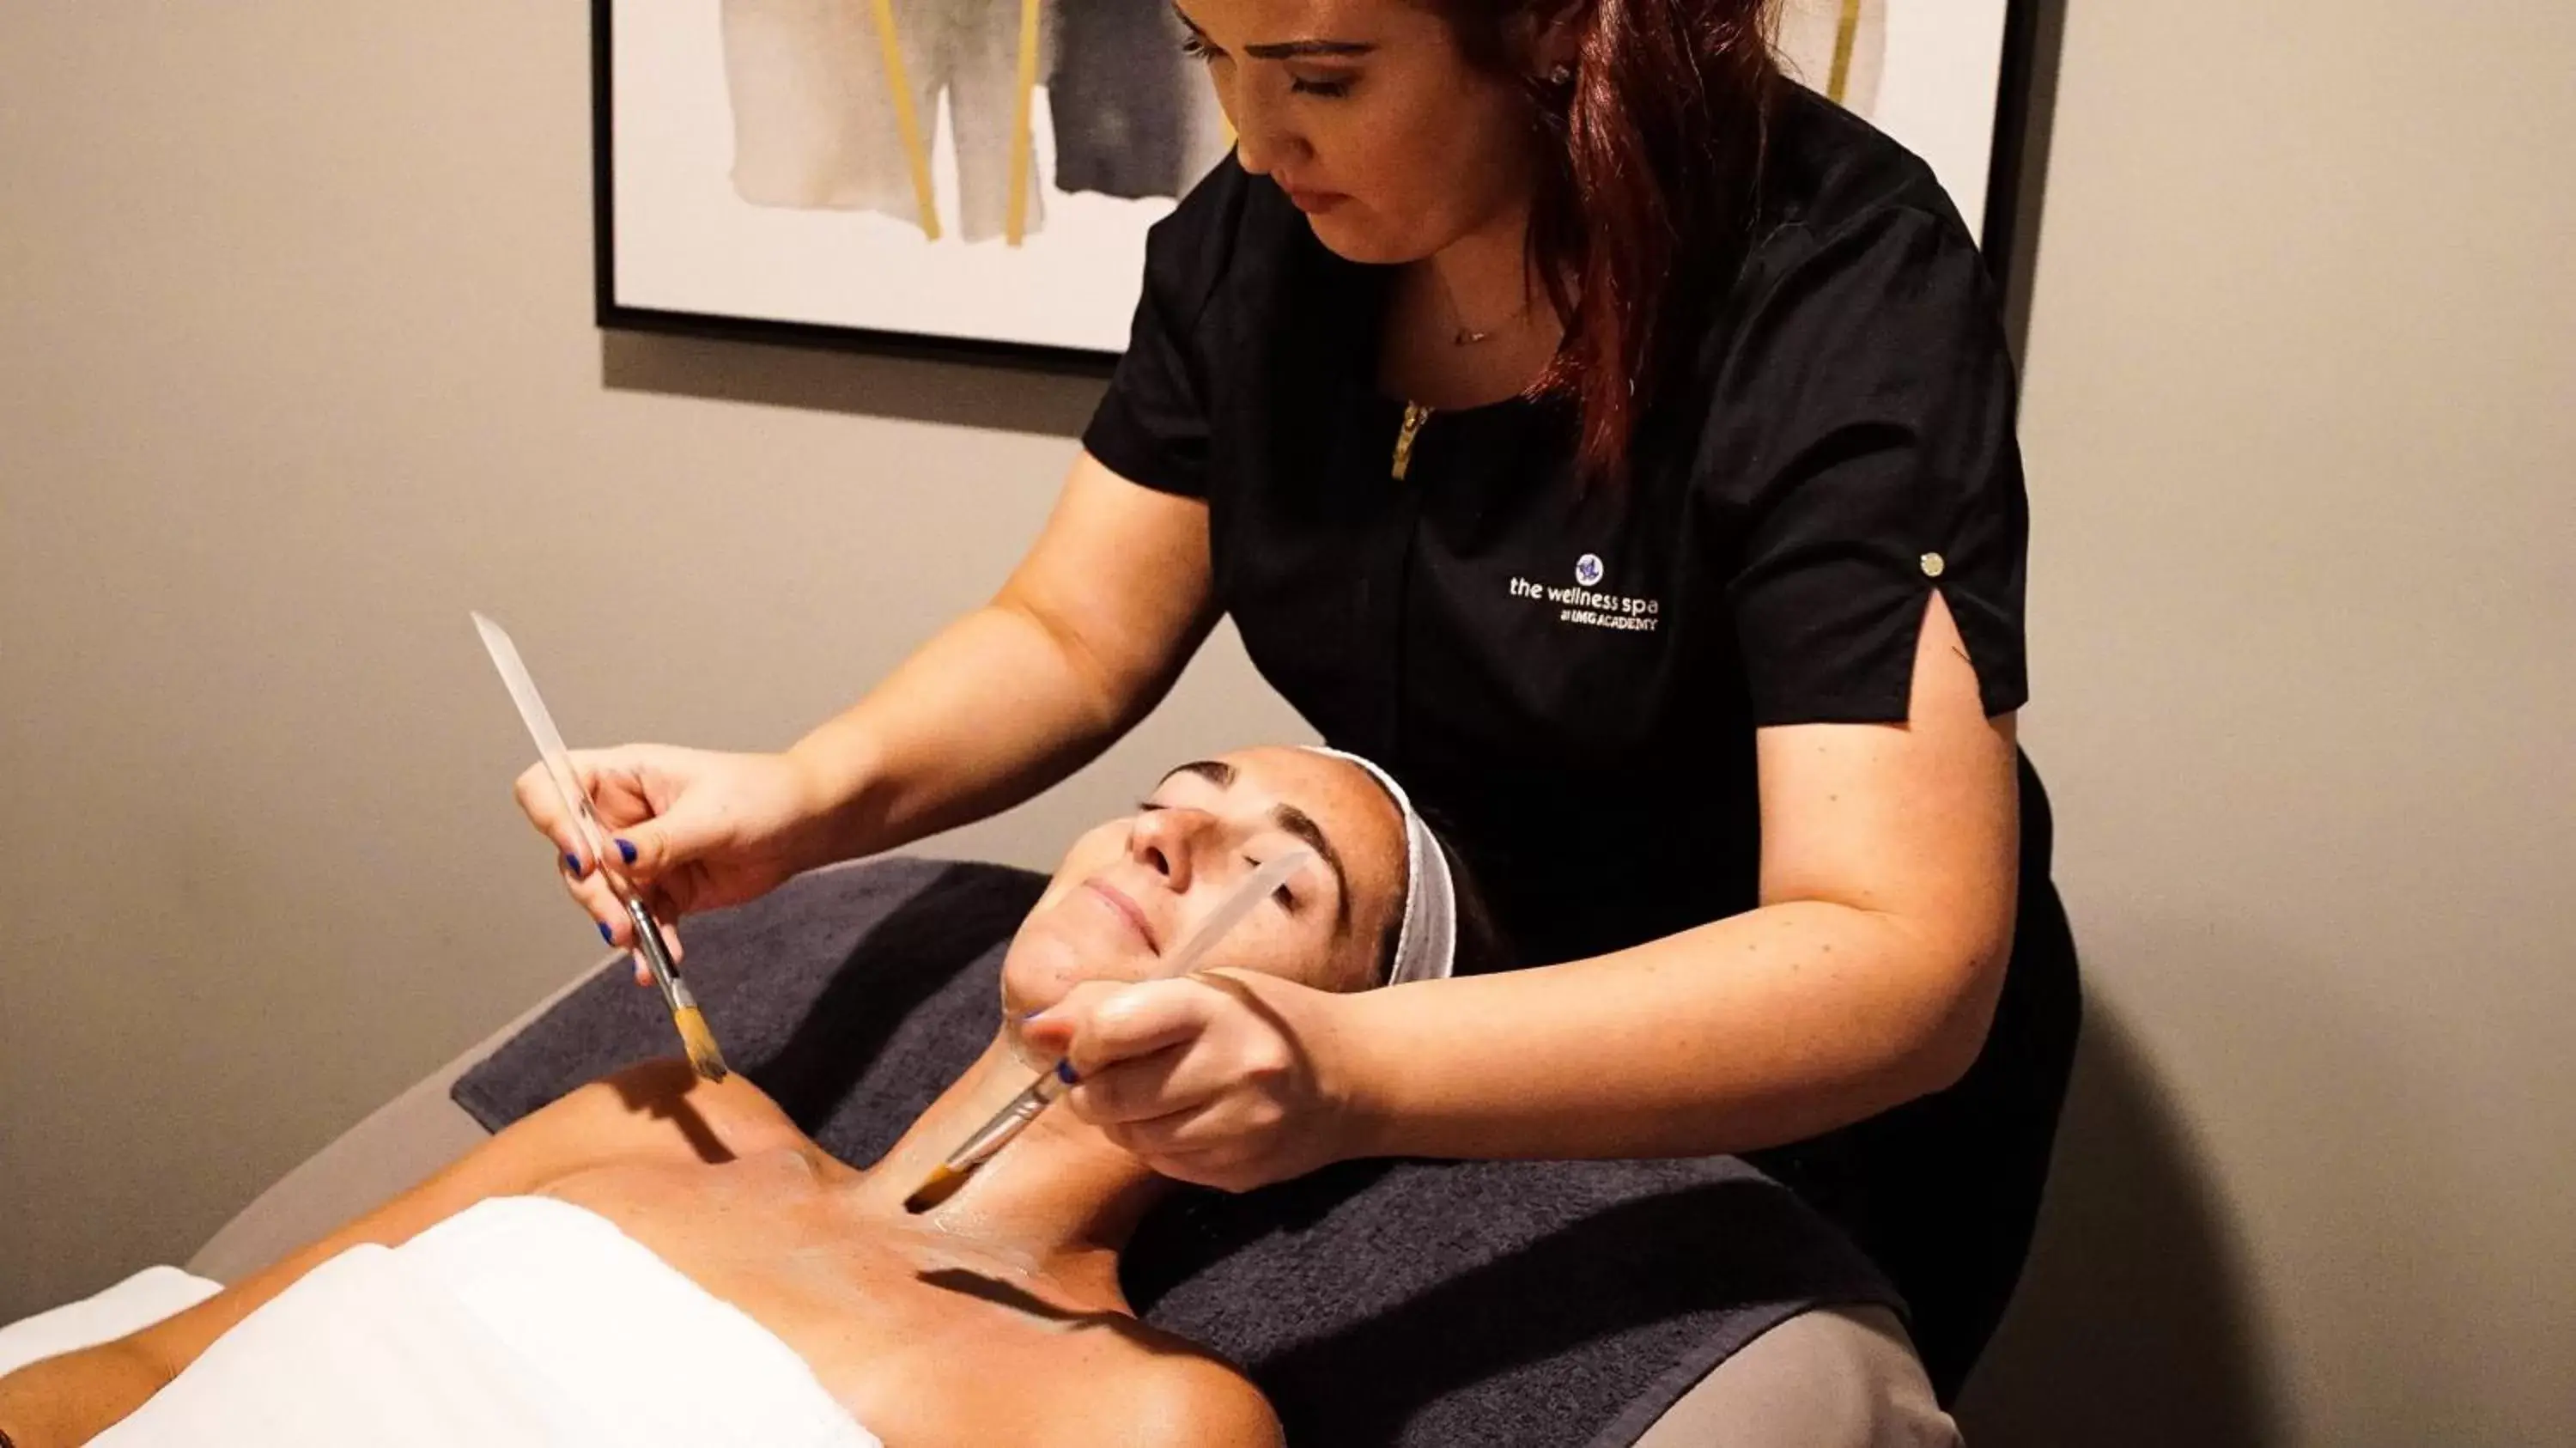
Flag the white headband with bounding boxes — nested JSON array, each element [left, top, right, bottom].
[[1300, 746, 1459, 987]]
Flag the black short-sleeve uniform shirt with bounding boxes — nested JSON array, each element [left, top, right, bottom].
[[1084, 86, 2080, 1399]]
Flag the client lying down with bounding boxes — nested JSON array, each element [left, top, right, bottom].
[[0, 746, 1451, 1448]]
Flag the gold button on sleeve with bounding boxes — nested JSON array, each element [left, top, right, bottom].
[[1919, 551, 1947, 578]]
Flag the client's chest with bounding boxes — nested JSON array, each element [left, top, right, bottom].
[[550, 1159, 1139, 1445]]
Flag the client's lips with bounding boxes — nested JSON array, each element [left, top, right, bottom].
[[1084, 879, 1159, 952]]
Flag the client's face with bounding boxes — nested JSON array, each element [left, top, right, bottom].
[[1001, 747, 1407, 1019]]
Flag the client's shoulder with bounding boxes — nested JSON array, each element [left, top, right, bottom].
[[1143, 1358, 1284, 1448], [1069, 1332, 1283, 1448]]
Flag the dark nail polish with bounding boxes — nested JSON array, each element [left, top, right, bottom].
[[617, 838, 638, 866], [563, 851, 582, 874], [1054, 1059, 1080, 1086], [598, 922, 615, 945]]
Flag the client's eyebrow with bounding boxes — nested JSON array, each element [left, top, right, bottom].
[[1271, 804, 1354, 938], [1164, 758, 1236, 789], [1171, 4, 1376, 60]]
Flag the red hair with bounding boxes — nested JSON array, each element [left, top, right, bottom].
[[1443, 1, 1783, 484]]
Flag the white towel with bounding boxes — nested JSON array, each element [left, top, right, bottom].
[[0, 1267, 222, 1378], [94, 1196, 879, 1447]]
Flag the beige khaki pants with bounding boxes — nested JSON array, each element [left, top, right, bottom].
[[1639, 1305, 1963, 1448]]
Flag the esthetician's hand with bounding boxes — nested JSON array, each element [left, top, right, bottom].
[[1019, 969, 1377, 1192], [516, 744, 835, 964]]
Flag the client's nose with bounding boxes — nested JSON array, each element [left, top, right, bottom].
[[1128, 806, 1213, 891]]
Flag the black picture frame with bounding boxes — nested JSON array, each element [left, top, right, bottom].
[[591, 0, 2044, 375]]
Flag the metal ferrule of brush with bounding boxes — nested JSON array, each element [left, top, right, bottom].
[[623, 894, 693, 1013], [945, 1068, 1074, 1175]]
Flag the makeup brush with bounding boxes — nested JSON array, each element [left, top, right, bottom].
[[473, 612, 728, 1082]]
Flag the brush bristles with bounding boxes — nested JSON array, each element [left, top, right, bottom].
[[673, 1006, 729, 1083], [903, 1163, 969, 1215]]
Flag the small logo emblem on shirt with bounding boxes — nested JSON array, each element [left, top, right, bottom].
[[1574, 554, 1605, 587]]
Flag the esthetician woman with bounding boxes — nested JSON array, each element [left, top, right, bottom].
[[524, 0, 2080, 1401]]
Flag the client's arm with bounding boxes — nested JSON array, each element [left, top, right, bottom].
[[0, 1060, 780, 1446]]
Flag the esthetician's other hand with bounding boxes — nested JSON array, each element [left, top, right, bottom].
[[515, 744, 835, 958], [1020, 970, 1376, 1192]]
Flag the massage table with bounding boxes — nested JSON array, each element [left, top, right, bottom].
[[149, 859, 1954, 1446]]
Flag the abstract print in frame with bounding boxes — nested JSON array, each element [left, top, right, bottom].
[[595, 0, 2038, 368]]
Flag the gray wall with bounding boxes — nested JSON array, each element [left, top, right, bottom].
[[1956, 4, 2574, 1445], [1, 4, 2567, 1445]]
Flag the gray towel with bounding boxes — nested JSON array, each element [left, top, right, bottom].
[[454, 857, 1897, 1447]]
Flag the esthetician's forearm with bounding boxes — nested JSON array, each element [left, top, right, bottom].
[[1341, 898, 2014, 1162], [787, 453, 1218, 864], [787, 601, 1190, 859]]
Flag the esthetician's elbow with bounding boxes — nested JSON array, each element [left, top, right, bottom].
[[1894, 921, 2016, 1101]]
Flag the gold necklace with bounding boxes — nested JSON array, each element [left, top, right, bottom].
[[1434, 265, 1530, 347]]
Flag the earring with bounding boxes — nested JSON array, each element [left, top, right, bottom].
[[1548, 62, 1575, 85]]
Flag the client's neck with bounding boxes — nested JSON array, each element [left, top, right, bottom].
[[846, 1036, 1170, 1297]]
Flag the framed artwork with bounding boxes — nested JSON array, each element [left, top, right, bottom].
[[1769, 0, 2038, 270], [593, 0, 2040, 368]]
